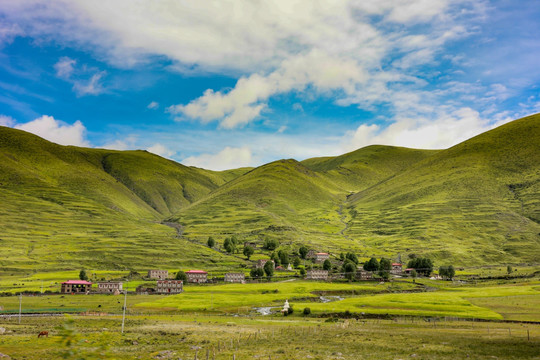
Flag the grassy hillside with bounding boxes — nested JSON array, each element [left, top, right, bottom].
[[0, 126, 248, 275], [170, 149, 438, 253], [1, 113, 539, 272], [346, 113, 540, 264], [302, 145, 438, 191]]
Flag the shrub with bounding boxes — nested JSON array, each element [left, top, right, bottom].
[[303, 307, 311, 315]]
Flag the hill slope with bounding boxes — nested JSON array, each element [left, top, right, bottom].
[[0, 126, 249, 274], [346, 114, 540, 264]]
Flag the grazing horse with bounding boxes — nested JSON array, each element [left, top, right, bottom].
[[37, 331, 49, 338]]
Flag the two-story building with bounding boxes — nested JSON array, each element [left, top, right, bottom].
[[306, 269, 328, 281], [224, 273, 245, 283], [391, 263, 403, 275], [186, 270, 208, 283], [313, 252, 330, 263], [148, 269, 168, 280], [156, 280, 183, 294], [97, 281, 123, 294], [61, 280, 92, 294]]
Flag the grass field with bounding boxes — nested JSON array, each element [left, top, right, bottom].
[[0, 314, 538, 359]]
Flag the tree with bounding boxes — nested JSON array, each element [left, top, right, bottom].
[[379, 258, 392, 271], [299, 246, 309, 259], [323, 259, 332, 271], [207, 236, 215, 248], [346, 252, 359, 265], [250, 268, 264, 278], [299, 266, 306, 277], [293, 257, 301, 268], [264, 260, 274, 278], [278, 250, 289, 267], [223, 237, 233, 253], [411, 269, 418, 283], [339, 253, 345, 261], [363, 257, 379, 272], [439, 265, 455, 280], [175, 271, 187, 281], [507, 265, 512, 274], [243, 245, 254, 260], [270, 252, 281, 266], [342, 261, 356, 281], [407, 257, 433, 276], [79, 269, 88, 281], [263, 237, 279, 250], [303, 307, 311, 315], [378, 270, 390, 280]]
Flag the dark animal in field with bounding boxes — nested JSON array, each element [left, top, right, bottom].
[[37, 331, 48, 338]]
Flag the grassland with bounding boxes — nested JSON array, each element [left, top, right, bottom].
[[0, 312, 539, 359]]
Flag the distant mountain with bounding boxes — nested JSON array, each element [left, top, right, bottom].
[[1, 113, 539, 274]]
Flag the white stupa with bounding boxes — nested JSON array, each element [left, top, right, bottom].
[[282, 299, 290, 313]]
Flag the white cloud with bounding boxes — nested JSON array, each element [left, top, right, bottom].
[[182, 146, 254, 170], [147, 143, 174, 158], [14, 115, 89, 146], [54, 57, 76, 79], [147, 101, 159, 110], [0, 114, 15, 127], [72, 71, 107, 96], [342, 107, 514, 151], [1, 1, 485, 128]]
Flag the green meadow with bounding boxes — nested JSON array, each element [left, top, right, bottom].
[[0, 314, 538, 359]]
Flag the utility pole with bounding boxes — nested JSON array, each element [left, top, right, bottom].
[[18, 293, 22, 324], [121, 290, 127, 334]]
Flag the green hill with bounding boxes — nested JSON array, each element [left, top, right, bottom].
[[0, 126, 249, 274], [346, 113, 540, 264], [1, 113, 539, 273]]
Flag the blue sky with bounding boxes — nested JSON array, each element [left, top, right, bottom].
[[1, 1, 539, 170]]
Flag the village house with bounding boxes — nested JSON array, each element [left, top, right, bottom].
[[404, 268, 415, 275], [224, 272, 245, 283], [156, 280, 183, 294], [255, 259, 275, 269], [61, 280, 92, 294], [313, 252, 330, 263], [186, 270, 208, 283], [306, 250, 317, 259], [148, 269, 168, 280], [356, 269, 374, 281], [306, 269, 328, 281], [391, 263, 403, 275], [97, 281, 123, 294]]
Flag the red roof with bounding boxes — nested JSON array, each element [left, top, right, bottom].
[[392, 263, 402, 266], [186, 270, 207, 274], [316, 252, 328, 255], [62, 280, 92, 285]]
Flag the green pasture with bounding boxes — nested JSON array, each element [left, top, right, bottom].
[[0, 314, 538, 359]]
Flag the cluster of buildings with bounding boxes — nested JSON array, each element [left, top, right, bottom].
[[59, 249, 408, 295]]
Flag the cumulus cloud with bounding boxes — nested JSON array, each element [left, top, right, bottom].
[[147, 143, 175, 158], [182, 146, 253, 171], [14, 115, 90, 146], [1, 1, 487, 128], [147, 101, 159, 110], [342, 107, 514, 151]]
